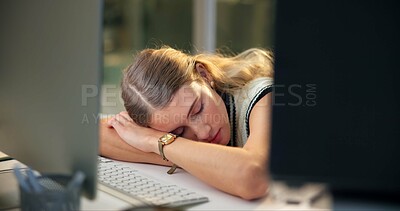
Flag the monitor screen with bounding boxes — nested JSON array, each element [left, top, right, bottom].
[[0, 1, 103, 199], [270, 0, 400, 194]]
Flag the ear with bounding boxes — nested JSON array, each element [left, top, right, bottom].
[[195, 62, 213, 83]]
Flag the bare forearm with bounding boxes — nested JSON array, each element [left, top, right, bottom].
[[161, 138, 269, 200]]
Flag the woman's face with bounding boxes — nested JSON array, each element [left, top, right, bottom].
[[149, 81, 231, 145]]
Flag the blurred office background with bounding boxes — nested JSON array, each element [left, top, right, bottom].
[[102, 0, 275, 114]]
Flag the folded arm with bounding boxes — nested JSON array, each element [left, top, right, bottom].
[[99, 118, 172, 166]]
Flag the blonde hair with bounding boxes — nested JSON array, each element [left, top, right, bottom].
[[194, 48, 273, 93], [121, 46, 273, 126]]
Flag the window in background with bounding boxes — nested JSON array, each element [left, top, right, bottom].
[[216, 0, 275, 53], [102, 0, 275, 114]]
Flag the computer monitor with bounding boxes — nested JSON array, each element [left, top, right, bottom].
[[0, 1, 103, 199], [270, 0, 400, 195]]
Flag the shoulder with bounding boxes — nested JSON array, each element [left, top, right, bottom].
[[244, 77, 273, 92], [234, 77, 273, 107], [231, 77, 273, 146]]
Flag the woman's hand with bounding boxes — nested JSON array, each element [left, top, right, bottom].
[[107, 111, 161, 154]]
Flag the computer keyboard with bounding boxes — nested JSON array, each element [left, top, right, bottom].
[[97, 156, 209, 208]]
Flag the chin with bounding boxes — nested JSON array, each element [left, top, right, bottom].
[[221, 139, 230, 146], [220, 129, 231, 146]]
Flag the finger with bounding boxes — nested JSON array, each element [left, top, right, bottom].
[[115, 113, 130, 125], [107, 117, 116, 127], [119, 112, 133, 122], [108, 117, 131, 142], [108, 117, 123, 130]]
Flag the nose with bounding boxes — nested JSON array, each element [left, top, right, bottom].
[[192, 122, 211, 141]]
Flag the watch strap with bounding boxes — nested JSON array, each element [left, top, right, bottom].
[[158, 140, 168, 161], [158, 133, 177, 161]]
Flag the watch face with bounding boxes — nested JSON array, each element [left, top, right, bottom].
[[160, 133, 175, 144]]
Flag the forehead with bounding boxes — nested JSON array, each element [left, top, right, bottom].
[[169, 82, 202, 107]]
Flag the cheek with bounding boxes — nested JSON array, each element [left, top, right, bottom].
[[216, 103, 229, 124], [204, 104, 229, 133]]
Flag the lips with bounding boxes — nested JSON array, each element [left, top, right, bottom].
[[210, 129, 221, 144]]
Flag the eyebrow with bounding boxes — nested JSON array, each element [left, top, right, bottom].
[[186, 96, 199, 119]]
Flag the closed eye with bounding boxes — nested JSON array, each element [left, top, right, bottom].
[[172, 98, 204, 136], [171, 127, 184, 136], [192, 102, 204, 117]]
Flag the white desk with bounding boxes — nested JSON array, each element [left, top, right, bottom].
[[0, 152, 331, 210], [2, 153, 398, 210], [82, 159, 332, 210]]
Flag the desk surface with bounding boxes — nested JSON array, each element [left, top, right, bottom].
[[82, 159, 332, 210], [0, 152, 331, 210], [2, 153, 399, 210]]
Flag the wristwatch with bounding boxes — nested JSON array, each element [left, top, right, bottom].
[[158, 133, 177, 161]]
